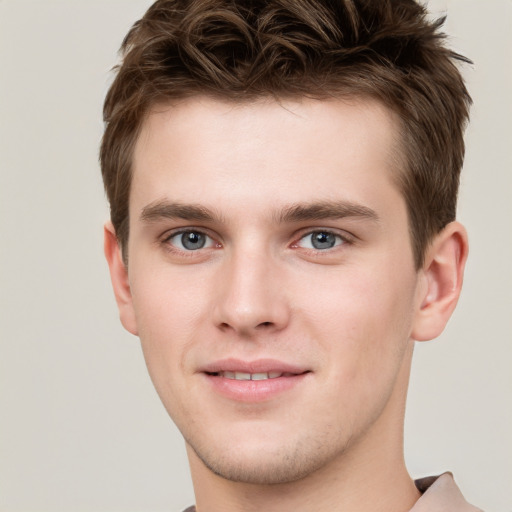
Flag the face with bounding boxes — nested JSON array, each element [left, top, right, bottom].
[[121, 96, 426, 484]]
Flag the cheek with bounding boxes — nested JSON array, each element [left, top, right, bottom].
[[300, 260, 417, 378], [129, 278, 203, 425], [128, 267, 209, 388], [130, 262, 209, 335], [296, 267, 416, 433]]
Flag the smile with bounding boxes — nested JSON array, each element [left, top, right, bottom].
[[201, 360, 311, 402], [209, 371, 296, 380]]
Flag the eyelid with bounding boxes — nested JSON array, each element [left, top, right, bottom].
[[291, 227, 355, 248], [161, 225, 216, 240], [160, 227, 221, 251], [158, 225, 355, 255]]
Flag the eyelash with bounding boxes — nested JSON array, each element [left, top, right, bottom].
[[291, 229, 354, 252], [160, 228, 354, 255], [161, 229, 220, 254]]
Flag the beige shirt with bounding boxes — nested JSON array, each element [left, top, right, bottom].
[[182, 473, 482, 512], [412, 473, 483, 511]]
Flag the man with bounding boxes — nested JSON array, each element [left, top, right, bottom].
[[101, 1, 481, 510]]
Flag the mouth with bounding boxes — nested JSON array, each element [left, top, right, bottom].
[[201, 359, 311, 402], [206, 371, 299, 380]]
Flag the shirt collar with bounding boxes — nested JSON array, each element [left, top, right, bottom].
[[411, 473, 482, 512]]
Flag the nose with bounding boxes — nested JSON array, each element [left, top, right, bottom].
[[212, 248, 290, 336]]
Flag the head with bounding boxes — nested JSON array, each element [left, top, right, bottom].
[[100, 0, 471, 269], [101, 0, 471, 491]]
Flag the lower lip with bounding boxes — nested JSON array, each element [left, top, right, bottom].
[[203, 373, 309, 402]]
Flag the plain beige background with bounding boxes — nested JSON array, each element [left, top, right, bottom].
[[0, 1, 510, 510]]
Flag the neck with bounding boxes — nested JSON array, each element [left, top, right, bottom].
[[189, 445, 419, 512], [188, 344, 420, 512]]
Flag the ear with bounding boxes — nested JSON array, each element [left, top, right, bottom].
[[411, 221, 468, 342], [103, 222, 138, 336]]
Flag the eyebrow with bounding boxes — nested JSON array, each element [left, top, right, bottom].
[[276, 201, 380, 224], [139, 199, 379, 224], [140, 201, 220, 223]]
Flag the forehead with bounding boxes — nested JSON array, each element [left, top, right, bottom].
[[130, 95, 404, 219]]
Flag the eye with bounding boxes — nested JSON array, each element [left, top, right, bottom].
[[297, 231, 344, 250], [165, 230, 216, 251]]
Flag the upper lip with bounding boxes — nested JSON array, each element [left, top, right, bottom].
[[200, 358, 309, 375]]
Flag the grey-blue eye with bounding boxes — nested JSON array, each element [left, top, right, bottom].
[[298, 231, 343, 250], [167, 231, 215, 251]]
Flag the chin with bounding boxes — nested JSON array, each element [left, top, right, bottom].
[[187, 433, 344, 485]]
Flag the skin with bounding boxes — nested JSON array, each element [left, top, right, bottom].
[[105, 96, 468, 512]]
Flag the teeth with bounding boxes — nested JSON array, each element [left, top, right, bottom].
[[219, 371, 284, 380], [251, 372, 268, 381]]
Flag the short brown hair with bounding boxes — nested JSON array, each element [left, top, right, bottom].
[[100, 0, 471, 268]]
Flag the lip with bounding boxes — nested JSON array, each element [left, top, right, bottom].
[[200, 358, 311, 403], [201, 358, 308, 375]]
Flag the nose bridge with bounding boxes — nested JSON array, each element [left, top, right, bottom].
[[213, 241, 288, 334]]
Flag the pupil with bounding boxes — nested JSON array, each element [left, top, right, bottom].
[[182, 232, 205, 250], [312, 232, 335, 249]]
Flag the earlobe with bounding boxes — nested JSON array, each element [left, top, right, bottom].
[[411, 222, 468, 342], [103, 222, 139, 336]]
